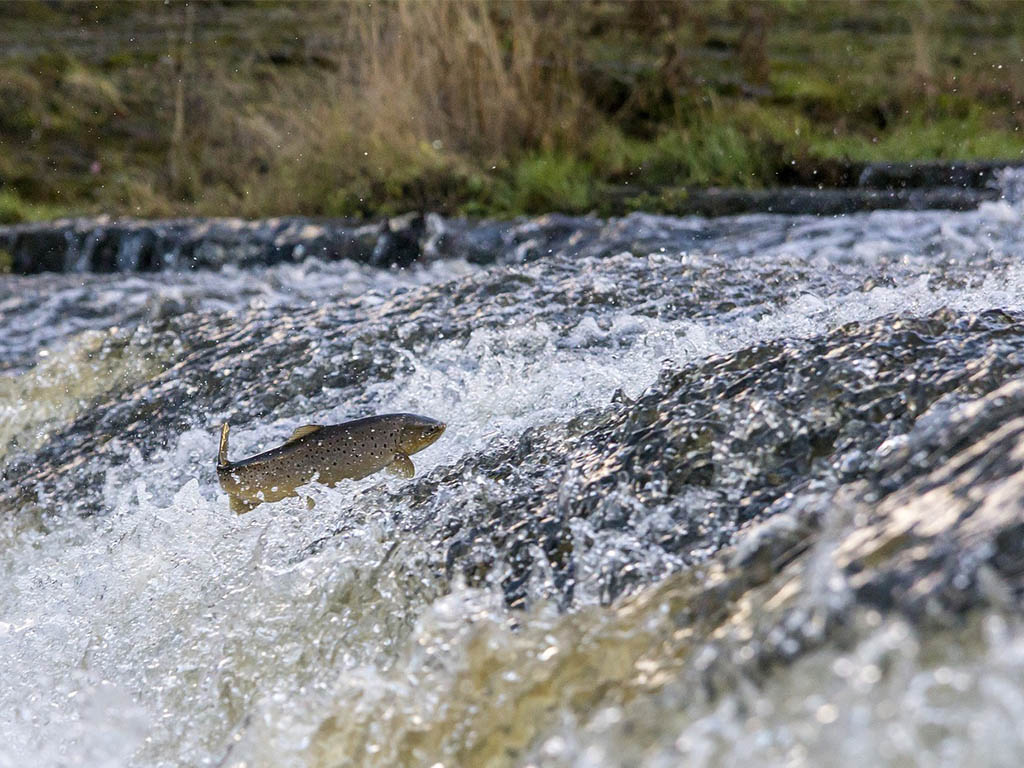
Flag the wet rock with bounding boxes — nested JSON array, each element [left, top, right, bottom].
[[2, 169, 1020, 276], [421, 213, 510, 265], [656, 186, 1002, 217], [119, 228, 160, 271], [0, 216, 405, 275], [859, 160, 1024, 189], [9, 225, 70, 273], [370, 213, 425, 268]]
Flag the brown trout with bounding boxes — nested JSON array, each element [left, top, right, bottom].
[[216, 414, 446, 513]]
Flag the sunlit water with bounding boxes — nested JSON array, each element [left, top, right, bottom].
[[2, 172, 1024, 767]]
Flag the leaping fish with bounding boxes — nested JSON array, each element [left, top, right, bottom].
[[216, 414, 446, 513]]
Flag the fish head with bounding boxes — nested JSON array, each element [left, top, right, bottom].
[[396, 414, 446, 454]]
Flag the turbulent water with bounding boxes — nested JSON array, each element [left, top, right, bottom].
[[2, 171, 1024, 767]]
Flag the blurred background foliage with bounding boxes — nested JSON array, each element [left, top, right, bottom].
[[0, 0, 1022, 222]]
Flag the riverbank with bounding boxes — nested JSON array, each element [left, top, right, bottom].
[[1, 1, 1022, 223]]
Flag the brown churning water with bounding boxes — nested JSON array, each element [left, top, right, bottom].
[[216, 413, 446, 513]]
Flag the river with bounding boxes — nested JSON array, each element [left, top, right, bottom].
[[1, 171, 1023, 767]]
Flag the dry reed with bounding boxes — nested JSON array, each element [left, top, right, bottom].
[[341, 1, 590, 159]]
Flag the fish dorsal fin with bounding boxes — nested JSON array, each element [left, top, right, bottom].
[[218, 423, 231, 468], [285, 425, 324, 444]]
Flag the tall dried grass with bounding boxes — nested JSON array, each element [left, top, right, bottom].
[[344, 1, 590, 158], [235, 1, 596, 215]]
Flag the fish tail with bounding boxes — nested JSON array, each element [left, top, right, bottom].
[[217, 423, 231, 469]]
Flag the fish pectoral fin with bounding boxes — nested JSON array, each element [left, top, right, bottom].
[[230, 494, 259, 515], [285, 424, 324, 444], [386, 453, 415, 479]]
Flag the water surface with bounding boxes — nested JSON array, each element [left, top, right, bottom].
[[2, 172, 1024, 767]]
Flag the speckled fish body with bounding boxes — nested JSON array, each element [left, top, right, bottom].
[[216, 414, 445, 513]]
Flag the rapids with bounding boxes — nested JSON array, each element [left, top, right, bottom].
[[2, 171, 1024, 767]]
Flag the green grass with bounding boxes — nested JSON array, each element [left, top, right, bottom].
[[487, 154, 595, 215], [585, 120, 771, 189], [0, 189, 64, 225], [804, 117, 1024, 163]]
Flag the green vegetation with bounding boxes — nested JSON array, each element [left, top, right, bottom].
[[0, 189, 62, 224], [0, 0, 1022, 221]]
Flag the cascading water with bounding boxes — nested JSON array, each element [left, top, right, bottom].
[[2, 171, 1024, 767]]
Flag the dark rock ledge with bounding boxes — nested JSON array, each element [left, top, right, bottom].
[[1, 161, 1019, 275]]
